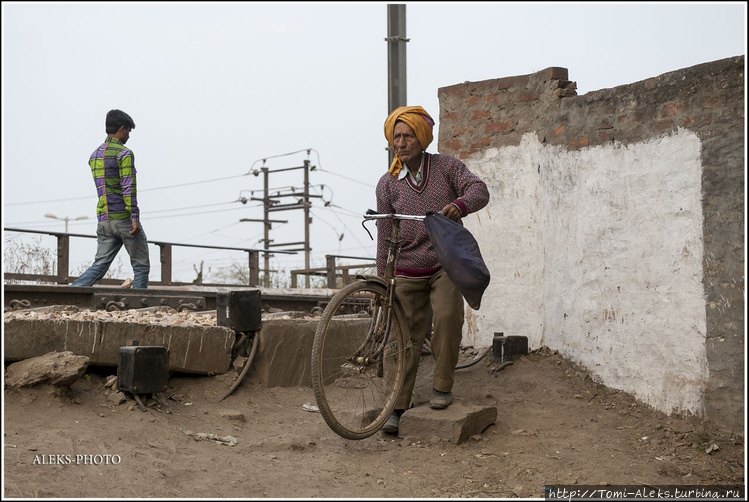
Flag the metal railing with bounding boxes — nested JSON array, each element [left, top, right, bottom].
[[3, 227, 295, 287], [3, 228, 375, 289], [290, 254, 376, 289]]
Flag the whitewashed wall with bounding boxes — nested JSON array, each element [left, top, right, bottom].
[[462, 129, 708, 416]]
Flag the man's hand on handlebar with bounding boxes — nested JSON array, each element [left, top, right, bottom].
[[441, 204, 461, 222]]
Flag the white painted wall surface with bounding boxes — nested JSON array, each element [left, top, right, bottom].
[[461, 129, 708, 416], [461, 140, 544, 348]]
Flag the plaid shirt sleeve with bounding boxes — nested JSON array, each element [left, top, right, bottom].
[[118, 148, 139, 223]]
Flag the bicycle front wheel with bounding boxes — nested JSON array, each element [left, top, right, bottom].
[[311, 281, 407, 440]]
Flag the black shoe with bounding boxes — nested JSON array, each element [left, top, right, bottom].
[[382, 409, 403, 434], [430, 388, 453, 409]]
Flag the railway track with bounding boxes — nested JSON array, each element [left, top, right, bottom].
[[3, 284, 336, 314]]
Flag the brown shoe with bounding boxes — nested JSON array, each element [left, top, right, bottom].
[[430, 389, 453, 409]]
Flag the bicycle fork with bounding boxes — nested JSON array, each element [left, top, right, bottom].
[[345, 216, 413, 374]]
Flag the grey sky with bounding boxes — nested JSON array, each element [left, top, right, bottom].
[[2, 1, 746, 284]]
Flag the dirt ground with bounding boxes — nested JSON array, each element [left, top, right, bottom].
[[3, 343, 745, 499]]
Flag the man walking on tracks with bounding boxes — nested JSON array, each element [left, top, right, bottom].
[[376, 105, 490, 434], [72, 109, 150, 289]]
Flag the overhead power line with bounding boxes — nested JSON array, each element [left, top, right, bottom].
[[4, 173, 251, 206], [147, 205, 256, 221], [148, 200, 239, 215], [5, 147, 374, 208], [139, 174, 248, 193]]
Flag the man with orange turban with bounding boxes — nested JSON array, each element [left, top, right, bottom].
[[377, 106, 490, 434]]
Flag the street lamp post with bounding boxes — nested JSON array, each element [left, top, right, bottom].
[[45, 213, 89, 233]]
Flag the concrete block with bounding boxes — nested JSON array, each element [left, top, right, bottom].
[[250, 317, 371, 389], [3, 318, 234, 375], [250, 319, 317, 388], [5, 351, 90, 387], [399, 402, 497, 445]]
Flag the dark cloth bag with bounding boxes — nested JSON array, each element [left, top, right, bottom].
[[424, 212, 490, 310]]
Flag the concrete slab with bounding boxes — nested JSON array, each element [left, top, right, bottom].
[[249, 319, 317, 388], [249, 317, 371, 389], [3, 318, 235, 375], [4, 314, 366, 385], [398, 402, 498, 445]]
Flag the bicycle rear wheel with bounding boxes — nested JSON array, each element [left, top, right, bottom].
[[311, 281, 407, 440]]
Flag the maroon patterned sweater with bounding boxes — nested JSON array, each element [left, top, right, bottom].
[[375, 152, 490, 277]]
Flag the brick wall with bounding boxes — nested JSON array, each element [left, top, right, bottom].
[[437, 56, 744, 433]]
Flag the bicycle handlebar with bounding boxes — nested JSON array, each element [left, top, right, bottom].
[[361, 210, 426, 241], [363, 211, 426, 222]]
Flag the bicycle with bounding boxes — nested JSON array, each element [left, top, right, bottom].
[[310, 211, 423, 440]]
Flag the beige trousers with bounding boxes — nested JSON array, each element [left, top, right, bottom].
[[394, 269, 464, 410]]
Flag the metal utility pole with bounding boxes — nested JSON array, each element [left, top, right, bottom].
[[386, 4, 409, 167], [247, 158, 321, 288], [262, 166, 271, 280], [303, 159, 311, 285]]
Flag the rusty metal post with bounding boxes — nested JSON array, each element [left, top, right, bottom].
[[159, 243, 172, 285], [56, 234, 70, 284], [247, 250, 259, 286], [325, 255, 337, 289]]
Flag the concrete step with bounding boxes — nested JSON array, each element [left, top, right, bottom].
[[399, 402, 498, 445]]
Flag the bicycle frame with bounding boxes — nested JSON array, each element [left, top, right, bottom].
[[363, 211, 426, 289], [358, 213, 426, 363], [311, 212, 427, 439]]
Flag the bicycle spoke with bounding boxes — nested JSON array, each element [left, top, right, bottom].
[[311, 213, 423, 440], [312, 282, 406, 439]]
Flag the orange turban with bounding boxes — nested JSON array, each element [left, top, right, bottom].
[[384, 106, 435, 177]]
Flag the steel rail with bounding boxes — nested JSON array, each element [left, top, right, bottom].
[[3, 283, 335, 314]]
